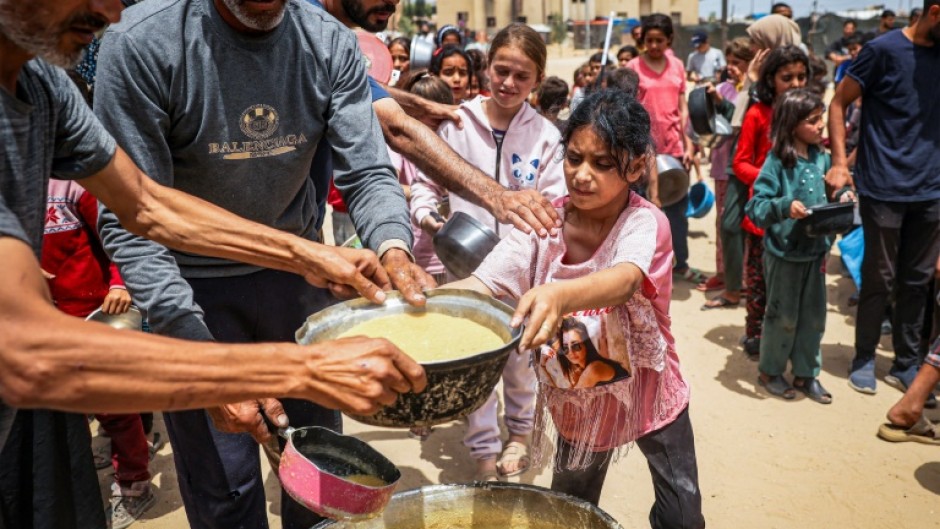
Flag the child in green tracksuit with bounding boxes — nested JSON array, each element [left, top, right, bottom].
[[746, 89, 854, 404]]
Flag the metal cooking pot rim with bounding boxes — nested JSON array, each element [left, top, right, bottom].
[[296, 289, 521, 364], [310, 482, 625, 529], [296, 290, 522, 428]]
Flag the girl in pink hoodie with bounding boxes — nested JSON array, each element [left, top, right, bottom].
[[411, 23, 566, 482]]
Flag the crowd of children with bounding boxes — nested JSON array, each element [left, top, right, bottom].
[[51, 6, 940, 529], [374, 3, 939, 466], [328, 7, 938, 520]]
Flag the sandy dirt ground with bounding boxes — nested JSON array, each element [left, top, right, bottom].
[[93, 52, 940, 528], [97, 206, 940, 529]]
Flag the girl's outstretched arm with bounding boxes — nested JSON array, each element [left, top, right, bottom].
[[511, 263, 645, 350]]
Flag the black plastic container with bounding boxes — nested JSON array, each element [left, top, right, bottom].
[[799, 202, 856, 237]]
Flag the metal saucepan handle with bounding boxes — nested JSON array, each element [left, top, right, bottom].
[[260, 416, 302, 472]]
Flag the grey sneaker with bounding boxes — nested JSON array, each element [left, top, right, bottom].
[[107, 481, 155, 529], [848, 358, 877, 394]]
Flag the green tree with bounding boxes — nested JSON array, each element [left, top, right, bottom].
[[415, 0, 429, 18], [398, 16, 415, 37], [550, 13, 567, 44]]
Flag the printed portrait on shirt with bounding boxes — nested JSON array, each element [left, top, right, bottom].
[[536, 311, 631, 389]]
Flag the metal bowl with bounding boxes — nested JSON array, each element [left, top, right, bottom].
[[432, 212, 501, 280], [295, 289, 521, 428], [85, 306, 142, 331], [656, 155, 691, 207], [311, 482, 624, 529], [410, 36, 435, 70]]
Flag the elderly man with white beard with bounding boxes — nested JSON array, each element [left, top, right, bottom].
[[89, 0, 438, 527]]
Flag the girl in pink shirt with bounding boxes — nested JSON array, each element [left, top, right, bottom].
[[448, 90, 704, 527], [627, 13, 703, 287]]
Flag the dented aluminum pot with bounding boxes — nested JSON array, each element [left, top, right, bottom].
[[311, 482, 624, 529], [275, 426, 400, 521], [295, 289, 521, 428]]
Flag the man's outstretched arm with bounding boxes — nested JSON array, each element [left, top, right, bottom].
[[0, 237, 426, 415], [375, 97, 562, 236]]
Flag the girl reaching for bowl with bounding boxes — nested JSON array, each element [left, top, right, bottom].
[[447, 89, 704, 527]]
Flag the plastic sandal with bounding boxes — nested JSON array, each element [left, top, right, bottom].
[[696, 276, 725, 292], [701, 295, 739, 311], [496, 441, 531, 478], [794, 377, 832, 404], [675, 267, 707, 284], [757, 374, 796, 400], [877, 417, 940, 445]]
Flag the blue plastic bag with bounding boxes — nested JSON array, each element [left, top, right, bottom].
[[837, 226, 864, 290]]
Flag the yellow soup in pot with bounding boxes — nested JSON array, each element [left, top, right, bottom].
[[337, 313, 506, 362]]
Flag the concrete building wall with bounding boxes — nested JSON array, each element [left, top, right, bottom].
[[436, 0, 698, 35]]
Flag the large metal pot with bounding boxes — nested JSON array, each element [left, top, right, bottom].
[[311, 482, 624, 529], [688, 86, 716, 137], [656, 154, 691, 207], [296, 289, 522, 428], [271, 426, 400, 521], [433, 212, 502, 280], [688, 86, 733, 147]]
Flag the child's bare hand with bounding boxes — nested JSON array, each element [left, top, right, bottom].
[[510, 283, 567, 351], [839, 190, 857, 203], [747, 49, 770, 84], [704, 82, 722, 103], [419, 213, 445, 235], [790, 200, 809, 219], [101, 288, 133, 315]]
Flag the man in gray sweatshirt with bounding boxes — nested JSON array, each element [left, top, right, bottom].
[[93, 1, 432, 528]]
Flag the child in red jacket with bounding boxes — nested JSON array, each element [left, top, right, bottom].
[[42, 179, 157, 529]]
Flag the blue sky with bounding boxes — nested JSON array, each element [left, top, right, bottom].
[[697, 0, 919, 19]]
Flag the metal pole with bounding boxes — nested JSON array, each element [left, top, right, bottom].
[[721, 0, 728, 48], [584, 0, 591, 51], [601, 12, 615, 65]]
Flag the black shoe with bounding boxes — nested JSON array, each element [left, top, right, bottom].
[[743, 337, 760, 358]]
